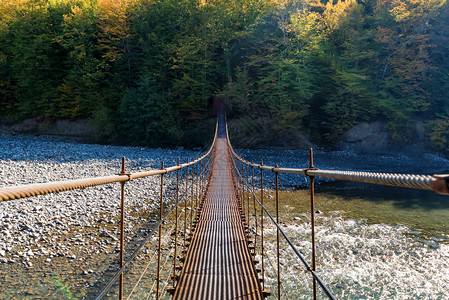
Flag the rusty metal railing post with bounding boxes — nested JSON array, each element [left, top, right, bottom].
[[193, 158, 196, 219], [237, 161, 240, 198], [308, 149, 317, 300], [184, 158, 189, 253], [193, 158, 196, 221], [202, 159, 205, 194], [241, 162, 245, 218], [156, 161, 164, 300], [237, 161, 240, 200], [203, 159, 206, 194], [260, 159, 265, 290], [252, 162, 257, 251], [199, 160, 203, 196], [173, 158, 180, 289], [246, 163, 250, 229], [201, 159, 204, 195], [202, 156, 205, 200], [237, 161, 240, 199], [119, 157, 126, 300], [196, 158, 199, 218], [190, 159, 194, 230], [275, 165, 281, 299]]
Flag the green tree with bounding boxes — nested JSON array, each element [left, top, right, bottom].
[[120, 76, 182, 145]]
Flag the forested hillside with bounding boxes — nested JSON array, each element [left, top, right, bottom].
[[0, 0, 448, 152]]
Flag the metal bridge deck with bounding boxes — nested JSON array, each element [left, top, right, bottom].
[[173, 136, 263, 299]]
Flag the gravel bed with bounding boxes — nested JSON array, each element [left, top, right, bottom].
[[0, 134, 202, 298]]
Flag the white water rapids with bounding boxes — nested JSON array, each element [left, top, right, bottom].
[[259, 214, 449, 299]]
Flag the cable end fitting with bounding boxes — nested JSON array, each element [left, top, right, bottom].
[[432, 174, 449, 195]]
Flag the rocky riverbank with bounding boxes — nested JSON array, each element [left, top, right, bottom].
[[0, 134, 201, 298], [1, 133, 448, 298]]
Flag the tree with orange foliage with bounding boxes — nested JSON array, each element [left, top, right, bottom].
[[97, 0, 133, 64]]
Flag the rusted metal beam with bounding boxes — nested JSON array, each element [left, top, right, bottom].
[[156, 161, 165, 299], [275, 165, 281, 299], [119, 157, 126, 300], [308, 149, 317, 300]]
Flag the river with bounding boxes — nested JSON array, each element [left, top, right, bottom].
[[236, 148, 449, 299]]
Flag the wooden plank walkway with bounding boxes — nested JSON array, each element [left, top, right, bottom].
[[173, 130, 263, 299]]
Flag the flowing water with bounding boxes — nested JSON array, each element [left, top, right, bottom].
[[318, 182, 449, 241], [236, 147, 449, 298], [258, 183, 449, 299], [264, 215, 449, 299]]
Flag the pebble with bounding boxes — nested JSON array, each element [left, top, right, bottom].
[[84, 269, 94, 275]]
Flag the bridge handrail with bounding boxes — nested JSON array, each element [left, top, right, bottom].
[[94, 121, 217, 299], [225, 122, 449, 195], [229, 152, 337, 299], [0, 121, 218, 202], [95, 158, 213, 299], [225, 120, 335, 299], [0, 119, 218, 299], [225, 118, 449, 299]]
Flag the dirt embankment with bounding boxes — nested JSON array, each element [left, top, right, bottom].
[[0, 118, 96, 140], [227, 116, 431, 155]]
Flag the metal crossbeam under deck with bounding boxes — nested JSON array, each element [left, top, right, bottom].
[[173, 136, 263, 299]]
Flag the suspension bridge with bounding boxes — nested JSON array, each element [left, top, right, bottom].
[[0, 114, 448, 299]]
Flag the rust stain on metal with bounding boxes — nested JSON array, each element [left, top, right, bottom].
[[432, 174, 449, 195]]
